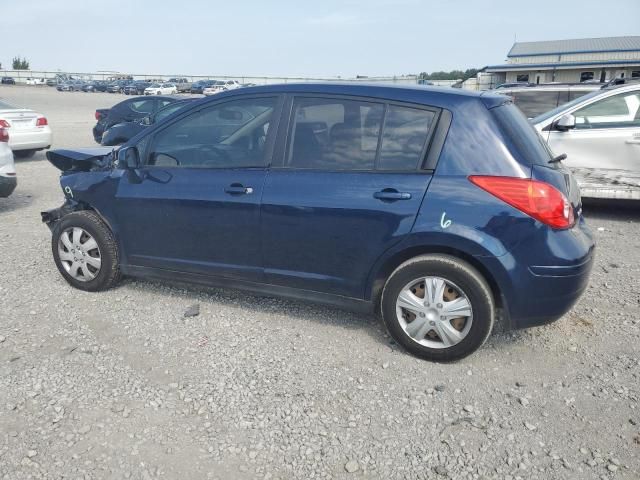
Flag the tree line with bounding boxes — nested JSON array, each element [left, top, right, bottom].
[[0, 57, 31, 70], [418, 68, 480, 81]]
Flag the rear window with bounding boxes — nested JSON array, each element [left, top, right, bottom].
[[492, 102, 554, 166], [509, 91, 560, 118]]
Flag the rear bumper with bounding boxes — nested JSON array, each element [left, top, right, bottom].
[[0, 175, 17, 197], [8, 127, 52, 151], [480, 217, 596, 330]]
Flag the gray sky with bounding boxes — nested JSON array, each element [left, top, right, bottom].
[[2, 0, 638, 77]]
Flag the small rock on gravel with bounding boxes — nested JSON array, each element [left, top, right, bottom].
[[344, 460, 359, 473], [183, 304, 200, 317]]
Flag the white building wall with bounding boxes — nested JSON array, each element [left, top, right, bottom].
[[504, 67, 638, 83]]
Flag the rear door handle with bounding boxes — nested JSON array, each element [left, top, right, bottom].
[[225, 184, 253, 195], [374, 189, 412, 201]]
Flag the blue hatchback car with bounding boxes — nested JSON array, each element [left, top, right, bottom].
[[42, 83, 595, 361]]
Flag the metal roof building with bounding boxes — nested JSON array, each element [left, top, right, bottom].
[[486, 36, 640, 85]]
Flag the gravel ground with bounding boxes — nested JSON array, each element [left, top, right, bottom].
[[1, 85, 639, 480]]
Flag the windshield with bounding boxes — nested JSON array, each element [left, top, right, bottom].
[[148, 83, 161, 88], [531, 88, 602, 124]]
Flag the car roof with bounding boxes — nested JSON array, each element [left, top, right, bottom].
[[210, 82, 506, 110]]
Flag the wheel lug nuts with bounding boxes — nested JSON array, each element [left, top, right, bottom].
[[440, 316, 445, 320], [429, 321, 436, 326], [419, 312, 425, 318], [436, 303, 443, 308], [423, 302, 430, 307]]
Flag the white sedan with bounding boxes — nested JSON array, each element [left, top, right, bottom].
[[202, 81, 227, 96], [144, 83, 178, 95], [0, 99, 53, 158]]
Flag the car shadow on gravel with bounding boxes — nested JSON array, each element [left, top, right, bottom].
[[0, 190, 34, 214], [118, 277, 390, 347], [13, 151, 48, 164], [582, 199, 640, 221]]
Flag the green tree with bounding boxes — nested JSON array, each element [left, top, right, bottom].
[[419, 68, 479, 81], [12, 56, 30, 70]]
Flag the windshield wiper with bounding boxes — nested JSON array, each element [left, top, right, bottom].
[[549, 153, 567, 164]]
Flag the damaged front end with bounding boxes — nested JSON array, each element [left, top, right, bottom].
[[41, 147, 117, 230], [41, 200, 81, 231], [46, 147, 115, 173]]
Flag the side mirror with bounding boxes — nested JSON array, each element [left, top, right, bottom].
[[554, 114, 576, 132], [117, 146, 140, 169]]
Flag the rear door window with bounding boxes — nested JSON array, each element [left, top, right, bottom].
[[285, 97, 439, 171], [286, 97, 384, 170]]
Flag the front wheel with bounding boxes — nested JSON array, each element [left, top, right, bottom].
[[51, 211, 121, 291], [381, 254, 494, 361]]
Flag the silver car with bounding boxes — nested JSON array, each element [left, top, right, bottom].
[[532, 82, 640, 200]]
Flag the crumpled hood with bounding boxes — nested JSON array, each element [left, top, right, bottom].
[[46, 147, 114, 172]]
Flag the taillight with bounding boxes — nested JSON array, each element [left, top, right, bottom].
[[469, 176, 575, 229], [95, 111, 101, 120], [36, 117, 48, 126], [0, 119, 9, 128], [0, 128, 9, 142]]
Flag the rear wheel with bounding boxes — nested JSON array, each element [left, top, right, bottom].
[[381, 254, 494, 361], [52, 211, 120, 291]]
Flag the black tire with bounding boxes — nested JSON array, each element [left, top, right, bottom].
[[13, 149, 36, 159], [51, 211, 120, 292], [381, 254, 494, 361]]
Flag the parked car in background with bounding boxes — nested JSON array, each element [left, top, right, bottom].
[[0, 98, 52, 158], [494, 84, 600, 118], [57, 80, 86, 92], [532, 80, 640, 200], [106, 80, 132, 93], [46, 78, 57, 87], [101, 99, 196, 146], [92, 96, 178, 143], [123, 81, 151, 95], [25, 78, 47, 86], [0, 127, 17, 197], [1, 77, 16, 85], [223, 80, 241, 90], [144, 83, 178, 95], [190, 80, 215, 94], [43, 83, 594, 361], [202, 81, 227, 96], [168, 78, 191, 93], [82, 81, 108, 93]]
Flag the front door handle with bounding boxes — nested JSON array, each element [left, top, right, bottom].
[[626, 137, 640, 145], [225, 184, 253, 195], [374, 189, 412, 201]]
